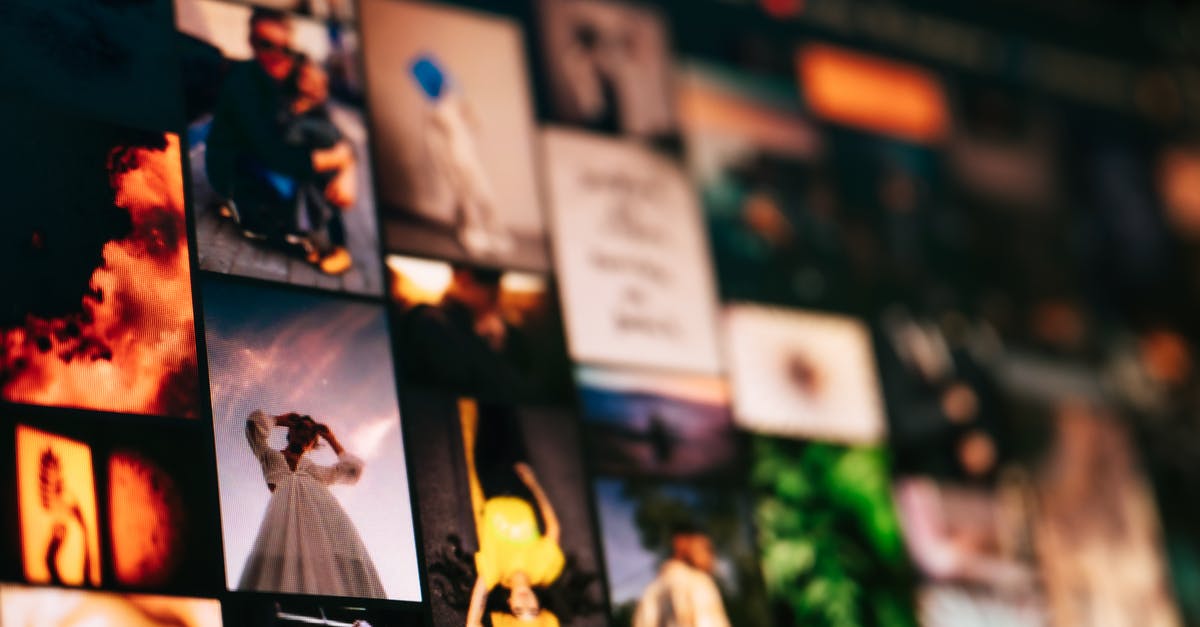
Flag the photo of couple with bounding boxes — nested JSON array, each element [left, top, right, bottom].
[[177, 0, 383, 294]]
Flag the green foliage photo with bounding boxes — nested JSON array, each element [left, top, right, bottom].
[[752, 436, 917, 627]]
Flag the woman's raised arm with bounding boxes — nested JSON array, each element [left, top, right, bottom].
[[515, 462, 560, 545], [465, 574, 489, 627]]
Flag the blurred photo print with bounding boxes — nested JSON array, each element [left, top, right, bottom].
[[578, 367, 769, 626], [176, 0, 383, 294], [221, 0, 357, 23], [576, 367, 738, 479], [723, 304, 886, 443], [542, 128, 722, 374], [875, 308, 1048, 624], [594, 480, 769, 627], [750, 436, 917, 626], [537, 0, 676, 139], [1027, 395, 1180, 627], [6, 417, 224, 593], [678, 61, 834, 308], [388, 255, 572, 405], [360, 0, 547, 271], [203, 279, 420, 601], [403, 394, 606, 627], [0, 586, 222, 627], [0, 101, 198, 418]]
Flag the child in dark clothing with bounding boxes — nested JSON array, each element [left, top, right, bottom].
[[278, 58, 354, 274]]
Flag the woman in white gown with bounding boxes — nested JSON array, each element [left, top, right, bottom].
[[238, 410, 386, 598]]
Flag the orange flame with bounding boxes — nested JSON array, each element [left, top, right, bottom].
[[1, 134, 198, 417]]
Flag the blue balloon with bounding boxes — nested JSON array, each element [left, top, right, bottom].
[[410, 54, 446, 101]]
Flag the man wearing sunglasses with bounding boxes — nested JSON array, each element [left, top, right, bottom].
[[205, 8, 356, 266]]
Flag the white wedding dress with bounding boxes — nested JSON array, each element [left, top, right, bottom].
[[238, 410, 386, 598]]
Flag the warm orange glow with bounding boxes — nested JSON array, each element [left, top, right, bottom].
[[677, 73, 819, 158], [388, 255, 549, 320], [1, 134, 198, 417], [108, 451, 185, 588], [16, 425, 101, 587], [1160, 147, 1200, 237], [797, 44, 948, 144], [0, 586, 223, 627], [387, 255, 453, 305]]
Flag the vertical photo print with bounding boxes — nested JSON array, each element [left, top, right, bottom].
[[0, 586, 222, 627], [678, 60, 835, 308], [750, 436, 917, 626], [176, 0, 383, 294], [537, 0, 676, 139], [203, 278, 421, 601], [3, 416, 225, 593], [388, 255, 573, 405], [542, 128, 722, 374], [15, 426, 101, 588], [578, 367, 771, 626], [0, 101, 198, 418], [1010, 373, 1181, 627], [404, 392, 607, 627], [875, 308, 1048, 625], [360, 0, 548, 271]]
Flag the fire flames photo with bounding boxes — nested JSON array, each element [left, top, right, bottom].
[[0, 101, 199, 419]]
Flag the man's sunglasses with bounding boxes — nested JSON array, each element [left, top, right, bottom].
[[250, 35, 292, 55]]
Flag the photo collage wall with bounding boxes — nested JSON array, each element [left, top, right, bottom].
[[1, 0, 1197, 626]]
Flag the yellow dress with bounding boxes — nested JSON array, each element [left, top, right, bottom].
[[460, 399, 564, 627], [475, 496, 565, 590]]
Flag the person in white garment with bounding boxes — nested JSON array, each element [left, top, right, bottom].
[[633, 524, 731, 627], [413, 56, 514, 259], [238, 410, 385, 598]]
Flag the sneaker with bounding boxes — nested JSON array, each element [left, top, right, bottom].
[[317, 247, 353, 275], [216, 199, 241, 222]]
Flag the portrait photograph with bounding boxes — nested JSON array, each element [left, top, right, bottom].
[[723, 304, 887, 444], [593, 479, 770, 627], [0, 101, 198, 419], [388, 255, 573, 405], [360, 0, 548, 271], [403, 391, 607, 627], [537, 0, 676, 140], [1, 416, 224, 594], [203, 278, 421, 601], [176, 0, 384, 294], [542, 127, 722, 374], [14, 426, 101, 589]]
